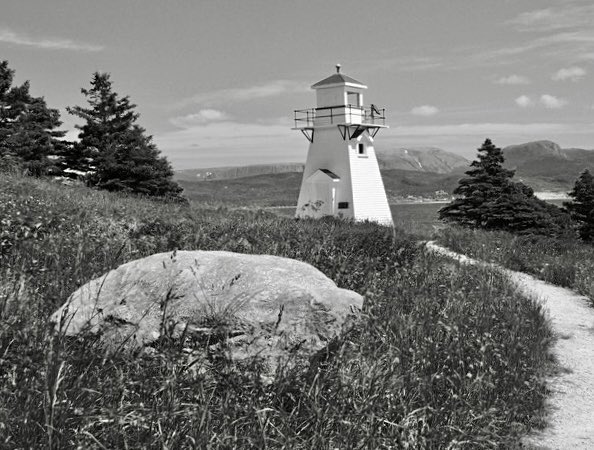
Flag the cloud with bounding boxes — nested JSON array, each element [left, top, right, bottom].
[[540, 94, 567, 109], [379, 121, 594, 159], [155, 119, 594, 168], [498, 5, 594, 64], [473, 31, 594, 64], [357, 55, 444, 73], [394, 56, 443, 72], [508, 8, 556, 31], [552, 66, 587, 81], [170, 109, 230, 128], [508, 5, 594, 32], [386, 122, 574, 138], [515, 94, 567, 109], [515, 95, 533, 108], [465, 5, 594, 67], [0, 27, 103, 51], [411, 105, 439, 117], [495, 74, 531, 85], [154, 120, 306, 168], [176, 80, 309, 108], [404, 6, 594, 72]]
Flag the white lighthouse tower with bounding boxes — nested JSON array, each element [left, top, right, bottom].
[[293, 65, 393, 226]]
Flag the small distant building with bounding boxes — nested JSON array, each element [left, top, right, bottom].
[[293, 65, 393, 226]]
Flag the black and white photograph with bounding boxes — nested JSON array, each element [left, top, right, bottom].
[[1, 0, 594, 448]]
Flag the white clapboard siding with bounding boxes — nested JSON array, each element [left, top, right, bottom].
[[349, 142, 393, 225]]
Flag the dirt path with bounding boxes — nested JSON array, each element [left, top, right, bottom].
[[426, 242, 594, 449]]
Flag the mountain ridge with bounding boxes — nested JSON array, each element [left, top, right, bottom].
[[174, 141, 594, 205], [175, 147, 469, 182], [502, 140, 594, 191], [375, 147, 468, 173]]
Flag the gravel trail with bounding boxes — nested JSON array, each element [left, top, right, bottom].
[[426, 242, 594, 449]]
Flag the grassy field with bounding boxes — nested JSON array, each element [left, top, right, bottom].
[[179, 171, 568, 240], [0, 173, 554, 448], [389, 200, 566, 237], [437, 226, 594, 303], [177, 169, 462, 208], [177, 172, 302, 207], [272, 202, 446, 238]]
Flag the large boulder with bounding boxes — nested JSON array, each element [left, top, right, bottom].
[[51, 251, 363, 378]]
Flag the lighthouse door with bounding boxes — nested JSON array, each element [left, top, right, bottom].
[[311, 180, 335, 216], [298, 169, 340, 218]]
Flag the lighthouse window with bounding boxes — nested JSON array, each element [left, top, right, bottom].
[[347, 91, 361, 107], [358, 143, 366, 155]]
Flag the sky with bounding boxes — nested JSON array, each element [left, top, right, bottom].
[[1, 0, 593, 168]]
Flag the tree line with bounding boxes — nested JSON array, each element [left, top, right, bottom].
[[0, 60, 182, 199], [440, 139, 594, 242]]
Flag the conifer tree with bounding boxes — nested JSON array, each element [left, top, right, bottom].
[[67, 72, 183, 198], [0, 60, 65, 175], [564, 169, 594, 241], [439, 139, 514, 227], [440, 138, 570, 236]]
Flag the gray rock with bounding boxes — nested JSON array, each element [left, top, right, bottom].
[[51, 251, 363, 378]]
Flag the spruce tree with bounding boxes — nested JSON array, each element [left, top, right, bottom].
[[439, 139, 514, 227], [440, 138, 570, 236], [0, 60, 65, 175], [564, 169, 594, 241], [67, 72, 183, 198]]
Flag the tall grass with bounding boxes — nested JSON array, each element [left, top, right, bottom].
[[0, 173, 553, 448], [438, 226, 594, 302]]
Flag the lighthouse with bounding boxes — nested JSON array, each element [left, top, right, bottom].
[[293, 65, 393, 226]]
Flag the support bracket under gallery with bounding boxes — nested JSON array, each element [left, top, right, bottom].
[[300, 128, 314, 143], [337, 125, 381, 141]]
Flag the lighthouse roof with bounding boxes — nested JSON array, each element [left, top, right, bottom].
[[319, 169, 340, 179], [311, 68, 367, 90]]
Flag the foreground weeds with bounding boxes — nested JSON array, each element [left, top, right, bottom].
[[438, 226, 594, 303], [0, 173, 552, 448]]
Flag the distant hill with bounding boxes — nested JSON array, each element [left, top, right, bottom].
[[175, 147, 469, 182], [503, 140, 594, 191], [375, 147, 469, 173], [176, 140, 594, 206], [503, 140, 566, 166]]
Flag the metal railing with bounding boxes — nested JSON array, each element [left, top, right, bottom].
[[294, 104, 386, 128]]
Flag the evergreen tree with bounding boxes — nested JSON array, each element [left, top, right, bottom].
[[564, 169, 594, 241], [54, 140, 90, 178], [439, 139, 514, 227], [67, 72, 183, 198], [0, 60, 65, 175], [440, 138, 570, 236]]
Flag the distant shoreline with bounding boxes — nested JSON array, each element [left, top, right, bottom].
[[262, 193, 570, 211], [264, 201, 449, 210], [391, 200, 450, 205]]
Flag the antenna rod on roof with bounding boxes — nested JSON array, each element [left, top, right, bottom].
[[336, 64, 341, 73]]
